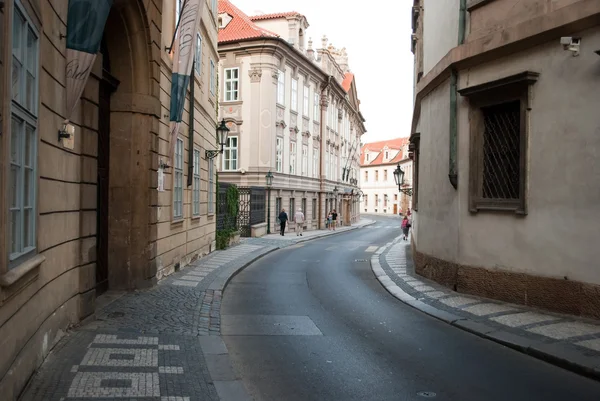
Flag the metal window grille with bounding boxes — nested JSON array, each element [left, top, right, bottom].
[[481, 101, 521, 199]]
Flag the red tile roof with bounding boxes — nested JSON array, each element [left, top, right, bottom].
[[360, 138, 409, 166], [341, 72, 354, 92], [249, 11, 301, 21], [218, 0, 279, 44]]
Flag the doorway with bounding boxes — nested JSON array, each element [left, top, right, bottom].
[[393, 204, 398, 214], [96, 37, 119, 295]]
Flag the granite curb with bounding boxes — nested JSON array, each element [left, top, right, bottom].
[[370, 241, 600, 382]]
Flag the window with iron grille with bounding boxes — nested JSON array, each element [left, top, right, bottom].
[[193, 149, 201, 216], [208, 159, 215, 214], [275, 197, 282, 223], [290, 198, 295, 221], [312, 199, 317, 220], [459, 71, 538, 215], [173, 138, 184, 219], [302, 198, 307, 219]]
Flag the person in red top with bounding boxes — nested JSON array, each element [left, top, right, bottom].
[[401, 215, 411, 241]]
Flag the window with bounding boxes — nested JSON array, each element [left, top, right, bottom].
[[312, 149, 318, 178], [312, 199, 317, 219], [303, 86, 310, 117], [208, 159, 215, 214], [290, 198, 296, 220], [394, 194, 398, 201], [375, 170, 379, 181], [194, 33, 202, 75], [313, 92, 320, 122], [302, 145, 308, 176], [224, 67, 239, 101], [210, 59, 215, 95], [9, 3, 39, 266], [366, 153, 369, 162], [289, 142, 297, 174], [325, 151, 329, 178], [277, 70, 285, 105], [175, 0, 183, 31], [384, 170, 388, 181], [222, 136, 238, 171], [291, 78, 298, 112], [375, 194, 379, 204], [364, 195, 368, 206], [302, 198, 307, 217], [275, 197, 282, 222], [173, 138, 184, 219], [385, 151, 389, 159], [211, 0, 217, 15], [364, 171, 368, 182], [459, 71, 537, 214], [193, 149, 201, 216], [276, 137, 283, 173], [384, 196, 388, 207]]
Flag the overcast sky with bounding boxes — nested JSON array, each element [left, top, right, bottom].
[[229, 0, 414, 144]]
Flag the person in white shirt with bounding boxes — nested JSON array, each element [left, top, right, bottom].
[[294, 208, 305, 236]]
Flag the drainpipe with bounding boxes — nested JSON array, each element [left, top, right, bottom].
[[449, 0, 466, 189], [318, 76, 332, 229], [187, 61, 195, 187]]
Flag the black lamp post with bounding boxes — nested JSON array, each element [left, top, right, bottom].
[[205, 119, 230, 159], [393, 163, 413, 196], [266, 170, 274, 234]]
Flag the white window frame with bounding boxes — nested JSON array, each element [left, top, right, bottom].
[[301, 144, 308, 176], [9, 1, 39, 267], [289, 141, 297, 175], [222, 136, 238, 171], [325, 151, 329, 178], [210, 59, 215, 95], [303, 86, 310, 117], [277, 70, 285, 105], [193, 148, 201, 216], [173, 138, 184, 219], [194, 32, 202, 76], [208, 159, 215, 214], [211, 0, 217, 16], [291, 78, 298, 112], [224, 67, 239, 102], [312, 149, 318, 178], [276, 137, 283, 173], [313, 92, 320, 122]]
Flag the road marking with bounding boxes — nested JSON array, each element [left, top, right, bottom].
[[365, 246, 378, 252]]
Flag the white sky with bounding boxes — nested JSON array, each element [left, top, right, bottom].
[[229, 0, 414, 144]]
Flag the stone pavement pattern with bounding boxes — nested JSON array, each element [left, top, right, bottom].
[[20, 219, 374, 401], [372, 235, 600, 378]]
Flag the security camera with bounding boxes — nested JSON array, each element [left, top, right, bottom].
[[560, 36, 581, 56]]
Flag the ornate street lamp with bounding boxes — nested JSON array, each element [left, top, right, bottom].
[[266, 171, 273, 234], [205, 119, 230, 159], [393, 163, 413, 196]]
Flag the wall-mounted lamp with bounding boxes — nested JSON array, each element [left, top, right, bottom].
[[58, 122, 74, 142], [206, 119, 230, 159]]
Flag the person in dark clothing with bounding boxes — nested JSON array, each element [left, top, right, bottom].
[[331, 209, 338, 231], [278, 208, 288, 236]]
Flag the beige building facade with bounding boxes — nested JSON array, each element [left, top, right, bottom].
[[216, 1, 366, 233], [410, 0, 600, 318], [359, 138, 412, 215], [0, 0, 219, 398]]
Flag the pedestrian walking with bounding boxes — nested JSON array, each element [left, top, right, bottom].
[[331, 209, 338, 231], [278, 208, 288, 236], [294, 208, 305, 236], [401, 214, 411, 241], [327, 212, 332, 230]]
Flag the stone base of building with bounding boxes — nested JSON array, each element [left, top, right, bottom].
[[411, 242, 600, 319]]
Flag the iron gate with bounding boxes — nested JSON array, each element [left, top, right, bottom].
[[217, 184, 266, 237]]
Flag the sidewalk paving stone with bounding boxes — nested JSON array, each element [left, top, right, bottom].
[[371, 234, 600, 381], [19, 219, 374, 401]]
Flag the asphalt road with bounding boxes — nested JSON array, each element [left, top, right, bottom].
[[221, 215, 600, 401]]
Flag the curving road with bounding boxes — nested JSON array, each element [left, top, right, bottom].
[[221, 215, 600, 401]]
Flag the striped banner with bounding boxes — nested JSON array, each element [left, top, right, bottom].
[[169, 0, 204, 162], [65, 0, 113, 121]]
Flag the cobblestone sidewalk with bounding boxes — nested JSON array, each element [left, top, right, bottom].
[[20, 219, 374, 401], [371, 235, 600, 380]]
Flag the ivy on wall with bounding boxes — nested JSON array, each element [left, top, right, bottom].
[[216, 183, 239, 250]]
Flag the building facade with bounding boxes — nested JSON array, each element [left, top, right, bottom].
[[0, 0, 219, 398], [359, 138, 412, 215], [216, 0, 365, 233], [409, 0, 600, 318]]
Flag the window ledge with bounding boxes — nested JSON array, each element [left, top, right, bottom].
[[1, 255, 45, 288], [222, 100, 242, 105]]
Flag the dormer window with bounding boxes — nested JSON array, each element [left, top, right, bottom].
[[366, 153, 370, 162], [218, 13, 233, 29], [385, 151, 389, 160]]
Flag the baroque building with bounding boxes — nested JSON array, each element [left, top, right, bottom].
[[216, 0, 366, 232], [0, 0, 219, 397], [360, 138, 412, 215], [409, 0, 600, 318]]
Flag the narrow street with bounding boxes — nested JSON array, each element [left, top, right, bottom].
[[221, 215, 600, 401]]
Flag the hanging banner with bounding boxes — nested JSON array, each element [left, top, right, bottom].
[[65, 0, 113, 121], [169, 0, 204, 162]]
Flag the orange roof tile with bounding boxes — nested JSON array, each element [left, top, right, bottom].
[[218, 0, 279, 44], [341, 72, 354, 92], [249, 11, 301, 21], [360, 138, 409, 166]]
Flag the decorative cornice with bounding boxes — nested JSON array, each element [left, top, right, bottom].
[[276, 120, 287, 128]]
